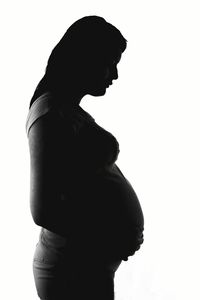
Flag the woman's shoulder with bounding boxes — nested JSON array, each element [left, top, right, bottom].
[[25, 92, 76, 137]]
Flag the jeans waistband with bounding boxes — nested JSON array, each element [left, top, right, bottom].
[[40, 227, 68, 250]]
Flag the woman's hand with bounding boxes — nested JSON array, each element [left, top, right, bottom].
[[119, 226, 144, 260]]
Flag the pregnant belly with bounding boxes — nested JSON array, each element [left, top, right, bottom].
[[70, 163, 144, 233], [95, 164, 144, 228], [62, 164, 144, 260], [79, 164, 144, 260]]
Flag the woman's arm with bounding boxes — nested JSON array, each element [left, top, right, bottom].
[[28, 109, 73, 237]]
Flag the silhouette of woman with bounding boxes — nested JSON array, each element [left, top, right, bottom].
[[26, 15, 144, 300]]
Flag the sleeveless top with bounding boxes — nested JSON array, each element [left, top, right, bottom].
[[26, 92, 144, 261]]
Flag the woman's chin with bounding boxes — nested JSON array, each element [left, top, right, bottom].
[[89, 85, 107, 96]]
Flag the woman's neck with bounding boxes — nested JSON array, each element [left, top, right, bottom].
[[51, 88, 86, 109]]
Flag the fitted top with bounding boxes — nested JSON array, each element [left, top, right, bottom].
[[26, 92, 120, 174], [26, 92, 144, 261]]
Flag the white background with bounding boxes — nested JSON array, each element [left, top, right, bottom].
[[0, 1, 200, 299]]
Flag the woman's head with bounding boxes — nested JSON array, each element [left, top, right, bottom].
[[29, 15, 127, 108]]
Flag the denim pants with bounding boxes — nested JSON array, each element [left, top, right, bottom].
[[32, 228, 122, 300]]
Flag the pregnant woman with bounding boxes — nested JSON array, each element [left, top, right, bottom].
[[26, 15, 144, 300]]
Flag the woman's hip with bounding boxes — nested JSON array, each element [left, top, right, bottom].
[[32, 239, 122, 300]]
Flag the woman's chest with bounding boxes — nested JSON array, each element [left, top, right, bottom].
[[62, 117, 120, 174]]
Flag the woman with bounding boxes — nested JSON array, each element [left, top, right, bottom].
[[26, 15, 144, 300]]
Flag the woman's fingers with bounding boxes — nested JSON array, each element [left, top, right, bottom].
[[137, 236, 144, 244]]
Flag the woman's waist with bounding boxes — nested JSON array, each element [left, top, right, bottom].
[[39, 227, 123, 268]]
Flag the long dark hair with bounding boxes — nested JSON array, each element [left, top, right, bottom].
[[29, 15, 127, 109]]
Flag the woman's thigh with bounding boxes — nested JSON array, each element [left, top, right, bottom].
[[32, 241, 72, 299], [32, 240, 122, 300]]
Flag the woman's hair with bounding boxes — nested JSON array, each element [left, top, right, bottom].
[[29, 15, 127, 109]]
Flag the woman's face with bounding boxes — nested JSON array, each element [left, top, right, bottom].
[[86, 50, 122, 96]]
